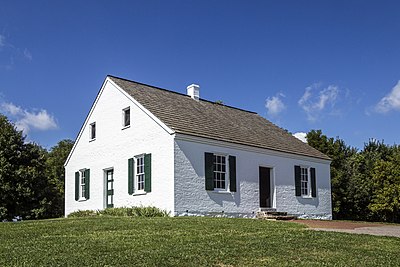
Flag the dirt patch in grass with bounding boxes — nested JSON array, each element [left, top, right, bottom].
[[294, 220, 383, 229]]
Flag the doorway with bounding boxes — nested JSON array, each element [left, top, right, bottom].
[[106, 169, 114, 208], [259, 167, 272, 208]]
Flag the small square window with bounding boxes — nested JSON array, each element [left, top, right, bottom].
[[90, 122, 96, 140], [123, 108, 130, 127]]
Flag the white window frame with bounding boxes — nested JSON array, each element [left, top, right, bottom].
[[135, 154, 145, 193], [89, 122, 96, 141], [213, 153, 229, 192], [300, 166, 311, 197], [122, 107, 130, 128], [79, 169, 87, 201]]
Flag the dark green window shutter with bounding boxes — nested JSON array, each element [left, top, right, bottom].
[[229, 155, 236, 192], [144, 154, 152, 193], [128, 158, 134, 194], [310, 167, 316, 197], [205, 152, 214, 190], [75, 171, 79, 201], [85, 169, 90, 200], [294, 165, 301, 196]]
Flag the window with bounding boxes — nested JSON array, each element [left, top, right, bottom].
[[80, 170, 87, 198], [213, 155, 226, 189], [300, 167, 309, 196], [90, 122, 96, 140], [295, 165, 316, 198], [204, 152, 236, 192], [123, 107, 130, 127], [136, 155, 145, 191], [75, 169, 90, 201], [128, 154, 152, 194]]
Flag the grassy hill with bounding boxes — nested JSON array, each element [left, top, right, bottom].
[[0, 216, 399, 266]]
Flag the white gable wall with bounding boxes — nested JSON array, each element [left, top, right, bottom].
[[174, 136, 332, 219], [65, 80, 175, 216]]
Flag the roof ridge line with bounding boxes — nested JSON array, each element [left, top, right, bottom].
[[107, 75, 257, 114]]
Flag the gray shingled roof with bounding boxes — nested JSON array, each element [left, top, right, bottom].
[[109, 75, 330, 160]]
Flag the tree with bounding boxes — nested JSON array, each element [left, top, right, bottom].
[[306, 130, 357, 219], [368, 146, 400, 223], [307, 130, 400, 222], [0, 115, 26, 219], [45, 139, 74, 217], [0, 115, 49, 220]]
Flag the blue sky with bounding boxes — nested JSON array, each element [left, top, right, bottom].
[[0, 1, 399, 149]]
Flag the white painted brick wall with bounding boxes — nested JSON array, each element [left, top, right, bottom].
[[65, 80, 175, 216], [174, 138, 332, 219], [66, 78, 331, 219]]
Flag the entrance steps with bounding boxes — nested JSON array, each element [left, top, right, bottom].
[[256, 208, 297, 220]]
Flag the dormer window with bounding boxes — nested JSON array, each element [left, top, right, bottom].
[[90, 122, 96, 140], [123, 107, 130, 127]]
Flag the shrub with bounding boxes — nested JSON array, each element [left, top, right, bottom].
[[67, 206, 170, 218], [67, 210, 97, 218], [97, 207, 134, 217], [131, 206, 170, 217]]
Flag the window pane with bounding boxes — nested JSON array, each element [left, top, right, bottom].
[[135, 155, 145, 190], [300, 167, 309, 195], [213, 155, 227, 189], [124, 109, 130, 126], [91, 123, 96, 139]]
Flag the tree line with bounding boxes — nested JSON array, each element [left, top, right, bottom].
[[307, 130, 400, 223], [0, 115, 73, 220], [1, 113, 399, 222]]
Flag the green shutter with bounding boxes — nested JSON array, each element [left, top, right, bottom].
[[144, 154, 152, 193], [128, 158, 134, 194], [85, 169, 90, 200], [310, 167, 316, 197], [294, 165, 301, 196], [75, 171, 79, 201], [229, 155, 236, 192], [205, 152, 214, 190]]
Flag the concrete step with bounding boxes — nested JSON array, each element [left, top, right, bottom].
[[256, 211, 297, 221], [259, 207, 277, 212], [257, 211, 288, 216]]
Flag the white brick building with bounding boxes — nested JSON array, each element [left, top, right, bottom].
[[64, 76, 332, 219]]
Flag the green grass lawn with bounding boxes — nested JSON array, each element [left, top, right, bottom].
[[0, 217, 399, 266]]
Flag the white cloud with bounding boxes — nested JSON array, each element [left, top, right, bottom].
[[374, 81, 400, 113], [265, 93, 286, 117], [298, 83, 339, 122], [23, 48, 32, 60], [293, 132, 307, 143], [0, 102, 57, 134], [1, 102, 23, 115], [0, 35, 32, 70]]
